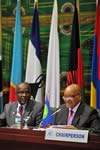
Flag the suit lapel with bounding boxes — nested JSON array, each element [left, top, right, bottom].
[[22, 100, 34, 123], [72, 114, 80, 126], [60, 105, 69, 125], [65, 108, 69, 124], [72, 102, 84, 126], [10, 102, 18, 125]]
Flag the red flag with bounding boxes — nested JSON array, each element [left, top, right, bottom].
[[67, 0, 84, 89]]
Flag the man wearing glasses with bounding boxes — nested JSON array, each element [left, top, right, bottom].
[[53, 84, 100, 131], [0, 82, 44, 128]]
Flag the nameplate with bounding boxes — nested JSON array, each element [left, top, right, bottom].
[[45, 128, 89, 143]]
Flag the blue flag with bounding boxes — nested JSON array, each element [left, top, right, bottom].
[[42, 95, 53, 128], [90, 1, 100, 109], [9, 0, 23, 102]]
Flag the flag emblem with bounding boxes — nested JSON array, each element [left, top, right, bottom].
[[43, 105, 48, 119]]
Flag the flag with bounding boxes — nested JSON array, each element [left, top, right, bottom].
[[90, 0, 100, 109], [0, 55, 3, 113], [9, 0, 23, 102], [66, 0, 84, 89], [25, 3, 42, 103], [42, 95, 53, 128], [45, 0, 60, 108]]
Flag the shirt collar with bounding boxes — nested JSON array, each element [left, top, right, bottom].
[[69, 102, 80, 113], [18, 102, 26, 109]]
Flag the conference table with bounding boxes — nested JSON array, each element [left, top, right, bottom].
[[0, 127, 100, 150]]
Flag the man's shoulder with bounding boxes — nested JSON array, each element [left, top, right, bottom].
[[5, 101, 18, 107], [4, 101, 18, 112], [80, 102, 95, 109], [57, 104, 68, 114], [79, 102, 97, 113], [29, 99, 43, 108], [60, 104, 67, 109]]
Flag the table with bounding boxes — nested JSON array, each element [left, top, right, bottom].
[[0, 128, 100, 150]]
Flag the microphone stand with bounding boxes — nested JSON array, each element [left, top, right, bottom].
[[23, 111, 33, 129]]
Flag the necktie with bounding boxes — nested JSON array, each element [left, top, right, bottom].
[[67, 109, 73, 125], [19, 105, 23, 118]]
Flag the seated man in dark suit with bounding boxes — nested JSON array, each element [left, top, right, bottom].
[[0, 82, 44, 128], [53, 84, 100, 131]]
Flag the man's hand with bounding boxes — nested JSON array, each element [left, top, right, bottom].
[[10, 124, 23, 129], [10, 124, 15, 128], [63, 125, 78, 130], [44, 124, 52, 129]]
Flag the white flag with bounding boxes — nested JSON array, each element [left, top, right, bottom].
[[45, 0, 60, 108]]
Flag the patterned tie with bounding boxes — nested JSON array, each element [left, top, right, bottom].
[[19, 105, 23, 118], [67, 109, 73, 125]]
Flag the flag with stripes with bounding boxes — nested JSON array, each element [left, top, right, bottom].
[[66, 0, 84, 89], [25, 3, 42, 103], [42, 94, 53, 128], [9, 0, 23, 102], [90, 0, 100, 109]]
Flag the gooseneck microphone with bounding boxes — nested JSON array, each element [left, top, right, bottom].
[[51, 108, 61, 116]]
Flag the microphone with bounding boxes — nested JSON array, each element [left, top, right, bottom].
[[39, 108, 61, 128], [51, 108, 61, 116]]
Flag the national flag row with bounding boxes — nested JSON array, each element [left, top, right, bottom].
[[5, 0, 84, 127], [9, 0, 60, 109], [1, 0, 99, 128]]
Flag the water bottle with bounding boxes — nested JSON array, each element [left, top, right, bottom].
[[15, 113, 21, 129]]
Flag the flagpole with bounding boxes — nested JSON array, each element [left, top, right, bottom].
[[34, 0, 38, 9], [18, 0, 21, 10], [77, 0, 80, 29], [18, 0, 22, 19], [96, 0, 98, 6]]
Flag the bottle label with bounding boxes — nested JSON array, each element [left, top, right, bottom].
[[15, 122, 21, 129], [15, 114, 21, 129]]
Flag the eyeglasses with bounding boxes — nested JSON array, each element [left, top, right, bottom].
[[63, 93, 80, 100]]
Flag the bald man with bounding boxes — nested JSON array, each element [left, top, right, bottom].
[[0, 82, 44, 128], [53, 84, 100, 131]]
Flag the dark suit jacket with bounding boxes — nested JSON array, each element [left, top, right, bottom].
[[0, 99, 44, 128], [53, 102, 100, 130]]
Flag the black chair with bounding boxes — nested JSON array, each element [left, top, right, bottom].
[[29, 74, 44, 100]]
